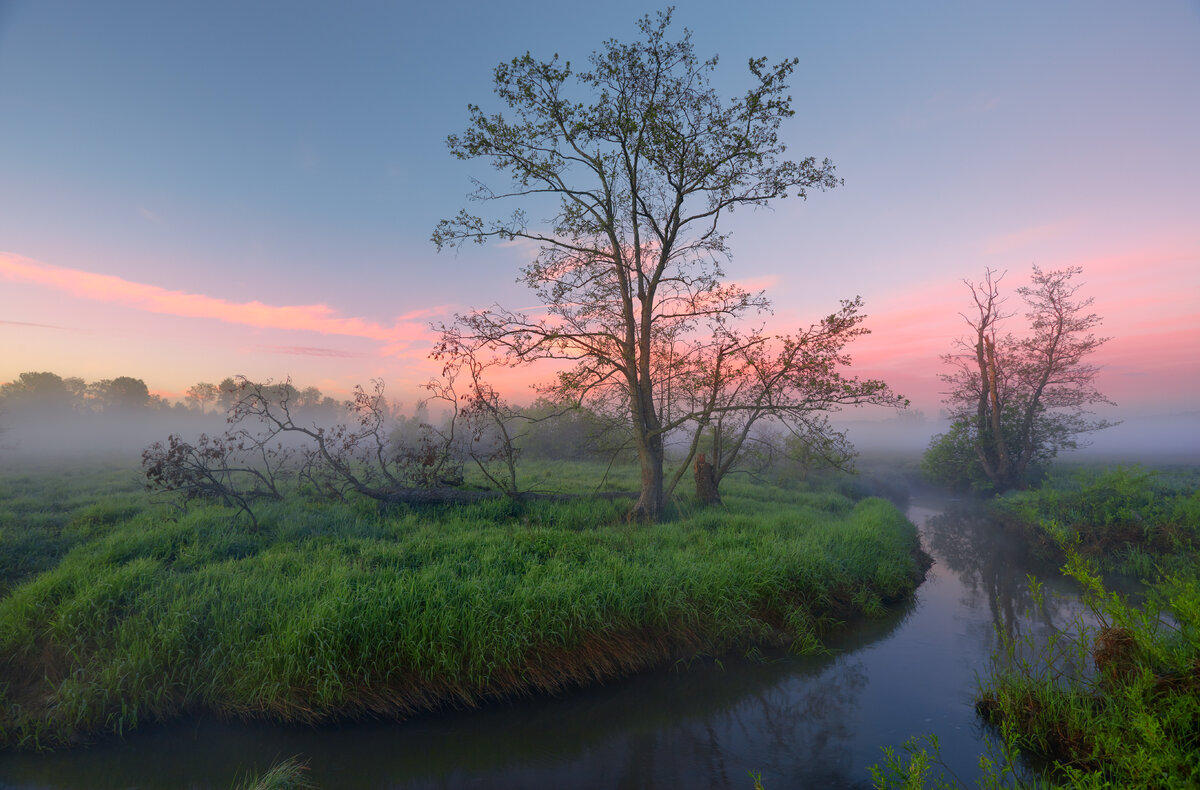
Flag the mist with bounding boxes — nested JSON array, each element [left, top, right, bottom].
[[834, 409, 1200, 466]]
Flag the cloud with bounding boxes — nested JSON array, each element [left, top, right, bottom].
[[0, 318, 66, 330], [0, 252, 436, 354], [258, 345, 367, 358]]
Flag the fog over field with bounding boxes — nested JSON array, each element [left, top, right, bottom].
[[3, 395, 1196, 471], [836, 410, 1200, 463]]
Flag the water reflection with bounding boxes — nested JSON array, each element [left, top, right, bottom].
[[0, 496, 1100, 790], [0, 647, 895, 788], [921, 500, 1085, 646]]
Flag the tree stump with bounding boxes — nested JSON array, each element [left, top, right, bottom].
[[695, 452, 721, 506]]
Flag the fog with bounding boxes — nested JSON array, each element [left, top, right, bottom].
[[0, 409, 231, 466], [836, 410, 1200, 465], [1, 401, 1196, 473]]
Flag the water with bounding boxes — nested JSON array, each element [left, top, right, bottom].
[[0, 496, 1096, 789]]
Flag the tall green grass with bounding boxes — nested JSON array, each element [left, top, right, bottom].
[[0, 460, 148, 597], [0, 462, 926, 749], [992, 465, 1200, 574]]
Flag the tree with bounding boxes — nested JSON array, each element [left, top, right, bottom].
[[0, 371, 81, 415], [216, 377, 240, 413], [929, 265, 1113, 492], [515, 398, 611, 461], [432, 9, 840, 521], [89, 376, 152, 413], [663, 299, 906, 503], [144, 376, 478, 524], [185, 382, 219, 413]]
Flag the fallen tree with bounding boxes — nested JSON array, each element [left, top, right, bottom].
[[143, 376, 637, 522]]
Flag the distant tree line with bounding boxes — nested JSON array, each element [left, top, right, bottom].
[[1, 371, 163, 416], [0, 372, 356, 460], [0, 372, 353, 420]]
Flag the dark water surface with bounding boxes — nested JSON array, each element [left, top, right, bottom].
[[0, 496, 1094, 789]]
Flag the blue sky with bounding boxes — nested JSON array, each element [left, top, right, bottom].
[[1, 0, 1198, 418]]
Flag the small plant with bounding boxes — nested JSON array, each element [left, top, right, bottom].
[[233, 757, 318, 790]]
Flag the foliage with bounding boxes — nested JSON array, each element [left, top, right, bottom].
[[934, 266, 1113, 492], [0, 462, 925, 749], [0, 371, 159, 415], [991, 465, 1200, 573], [870, 548, 1200, 789], [432, 9, 847, 521], [922, 418, 1032, 494], [977, 554, 1200, 788], [662, 299, 906, 502], [513, 398, 619, 462]]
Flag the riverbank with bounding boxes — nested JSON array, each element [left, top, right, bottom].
[[0, 465, 928, 750], [991, 465, 1200, 575], [873, 465, 1200, 789]]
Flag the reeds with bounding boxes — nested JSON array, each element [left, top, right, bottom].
[[870, 549, 1200, 789]]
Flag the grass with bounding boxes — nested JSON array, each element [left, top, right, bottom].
[[991, 465, 1200, 575], [868, 461, 1200, 789], [0, 459, 147, 598], [233, 757, 317, 790], [0, 460, 928, 749], [971, 554, 1200, 788]]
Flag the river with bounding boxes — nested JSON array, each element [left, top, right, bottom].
[[0, 494, 1096, 789]]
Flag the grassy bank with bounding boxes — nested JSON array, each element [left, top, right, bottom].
[[991, 465, 1200, 576], [971, 555, 1200, 788], [871, 464, 1200, 789], [874, 557, 1200, 789], [0, 462, 927, 749]]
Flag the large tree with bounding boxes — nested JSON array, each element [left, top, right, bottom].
[[930, 265, 1113, 492], [432, 10, 840, 521]]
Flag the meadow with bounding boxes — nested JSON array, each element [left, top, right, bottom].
[[0, 458, 928, 750]]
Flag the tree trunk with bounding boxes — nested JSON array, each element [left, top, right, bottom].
[[629, 431, 665, 522], [694, 452, 721, 506]]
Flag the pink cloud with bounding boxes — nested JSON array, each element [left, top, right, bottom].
[[0, 252, 436, 355]]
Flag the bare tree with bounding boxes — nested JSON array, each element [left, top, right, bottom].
[[933, 265, 1113, 491], [426, 340, 523, 496], [146, 377, 453, 521], [142, 431, 287, 530], [433, 10, 840, 521]]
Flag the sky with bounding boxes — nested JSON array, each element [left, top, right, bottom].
[[2, 0, 1198, 427]]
